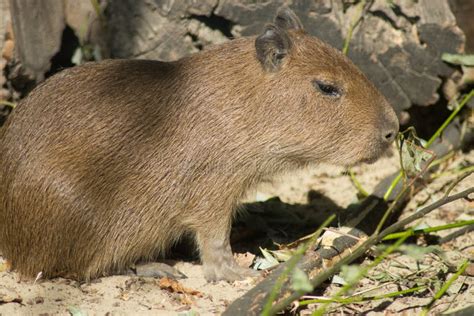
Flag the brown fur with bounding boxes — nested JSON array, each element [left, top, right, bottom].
[[0, 8, 398, 281]]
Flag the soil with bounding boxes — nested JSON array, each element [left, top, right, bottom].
[[0, 149, 473, 315]]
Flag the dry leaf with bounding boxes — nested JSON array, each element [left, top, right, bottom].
[[179, 295, 194, 306], [158, 278, 202, 297], [234, 252, 255, 268], [0, 260, 12, 273], [465, 263, 474, 277], [119, 292, 130, 301], [0, 292, 22, 305]]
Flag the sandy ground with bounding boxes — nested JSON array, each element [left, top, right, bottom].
[[0, 149, 473, 315]]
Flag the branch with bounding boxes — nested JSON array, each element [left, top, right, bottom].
[[267, 186, 473, 314]]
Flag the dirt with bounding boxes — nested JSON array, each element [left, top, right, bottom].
[[0, 149, 473, 315]]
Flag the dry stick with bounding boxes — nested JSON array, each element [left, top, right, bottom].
[[261, 214, 336, 316], [444, 171, 473, 197], [378, 170, 472, 241], [225, 171, 470, 315], [375, 152, 436, 235], [268, 186, 474, 314], [312, 230, 413, 316], [439, 225, 474, 244]]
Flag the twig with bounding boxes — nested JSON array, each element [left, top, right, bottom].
[[439, 225, 474, 244], [376, 150, 436, 235], [268, 186, 473, 314], [378, 187, 474, 239], [261, 215, 335, 316], [444, 171, 473, 197], [313, 230, 412, 315]]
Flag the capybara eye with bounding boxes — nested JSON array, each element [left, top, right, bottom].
[[313, 80, 341, 98]]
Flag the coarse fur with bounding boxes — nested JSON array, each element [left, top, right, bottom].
[[0, 8, 399, 281]]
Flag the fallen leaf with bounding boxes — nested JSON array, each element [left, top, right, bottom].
[[158, 278, 202, 297], [179, 295, 194, 306], [119, 292, 130, 301], [0, 292, 22, 305], [464, 263, 474, 277], [0, 260, 11, 272], [234, 252, 255, 268], [254, 248, 279, 270]]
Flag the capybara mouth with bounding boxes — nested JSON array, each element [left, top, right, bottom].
[[361, 142, 394, 165], [360, 155, 380, 164]]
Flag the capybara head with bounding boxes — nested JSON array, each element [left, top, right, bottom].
[[253, 7, 399, 166]]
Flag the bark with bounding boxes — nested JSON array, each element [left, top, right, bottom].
[[8, 0, 65, 81], [106, 0, 465, 116]]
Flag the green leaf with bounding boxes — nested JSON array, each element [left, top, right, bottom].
[[291, 268, 313, 292], [255, 247, 280, 270], [399, 129, 434, 177], [68, 306, 87, 316], [400, 244, 442, 260], [340, 265, 363, 285], [269, 249, 294, 262], [442, 53, 474, 66]]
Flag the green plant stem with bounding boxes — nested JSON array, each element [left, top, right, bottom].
[[0, 100, 16, 108], [425, 90, 474, 148], [349, 169, 369, 197], [299, 285, 425, 306], [261, 214, 336, 316], [420, 259, 469, 316], [342, 0, 366, 55], [377, 150, 437, 235], [90, 0, 103, 20], [343, 1, 367, 191], [312, 230, 412, 316], [268, 187, 473, 315], [383, 220, 474, 240], [383, 172, 403, 201], [429, 151, 455, 169]]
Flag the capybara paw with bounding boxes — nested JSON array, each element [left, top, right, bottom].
[[203, 262, 259, 282]]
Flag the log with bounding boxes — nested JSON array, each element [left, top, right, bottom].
[[8, 0, 64, 81], [106, 0, 466, 117], [5, 1, 466, 116]]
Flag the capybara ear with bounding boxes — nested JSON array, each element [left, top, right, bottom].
[[274, 6, 304, 31], [255, 24, 291, 72]]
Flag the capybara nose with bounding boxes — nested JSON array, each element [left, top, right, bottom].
[[382, 121, 399, 144]]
